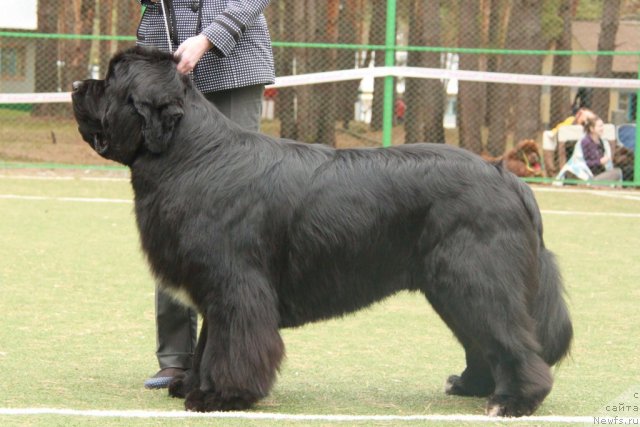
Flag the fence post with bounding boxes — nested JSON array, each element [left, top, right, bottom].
[[635, 61, 640, 185], [382, 0, 397, 148]]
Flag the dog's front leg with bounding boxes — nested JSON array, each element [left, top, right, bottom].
[[184, 273, 285, 412]]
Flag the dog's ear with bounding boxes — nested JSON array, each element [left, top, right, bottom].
[[133, 99, 183, 154], [113, 50, 186, 154]]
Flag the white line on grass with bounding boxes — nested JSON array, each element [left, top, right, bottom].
[[533, 186, 640, 201], [590, 192, 640, 202], [3, 173, 639, 196], [2, 194, 640, 218], [2, 172, 639, 200], [0, 175, 129, 182], [0, 172, 130, 182], [0, 194, 132, 204], [541, 209, 640, 218], [0, 408, 597, 423]]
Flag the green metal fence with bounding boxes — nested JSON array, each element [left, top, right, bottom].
[[0, 0, 639, 185]]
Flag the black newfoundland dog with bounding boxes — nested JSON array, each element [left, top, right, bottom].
[[72, 47, 572, 416]]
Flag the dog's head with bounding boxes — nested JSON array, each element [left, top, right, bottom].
[[71, 47, 187, 165]]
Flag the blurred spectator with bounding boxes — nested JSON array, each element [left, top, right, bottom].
[[542, 107, 595, 176], [395, 97, 406, 125], [580, 116, 622, 183]]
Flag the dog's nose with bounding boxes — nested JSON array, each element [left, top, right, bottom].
[[72, 81, 83, 92]]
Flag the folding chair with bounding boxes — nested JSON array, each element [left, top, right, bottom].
[[617, 124, 636, 152]]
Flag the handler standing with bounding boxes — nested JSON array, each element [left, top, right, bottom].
[[136, 0, 275, 389]]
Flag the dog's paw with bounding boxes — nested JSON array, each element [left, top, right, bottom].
[[445, 374, 493, 397], [485, 394, 539, 417], [168, 370, 197, 398], [203, 392, 255, 411], [445, 375, 463, 395], [185, 389, 256, 412], [184, 389, 206, 412]]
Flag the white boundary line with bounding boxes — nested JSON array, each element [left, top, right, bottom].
[[0, 408, 598, 423], [0, 194, 132, 204], [589, 192, 640, 202], [541, 209, 640, 218], [0, 174, 129, 182], [533, 186, 640, 200], [1, 194, 640, 217], [2, 66, 640, 103]]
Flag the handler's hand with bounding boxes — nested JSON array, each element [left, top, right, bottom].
[[174, 35, 213, 74]]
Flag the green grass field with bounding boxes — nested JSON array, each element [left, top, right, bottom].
[[0, 171, 639, 426]]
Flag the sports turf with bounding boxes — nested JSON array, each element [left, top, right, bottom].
[[0, 174, 638, 426]]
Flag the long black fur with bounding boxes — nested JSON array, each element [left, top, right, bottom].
[[72, 47, 572, 416]]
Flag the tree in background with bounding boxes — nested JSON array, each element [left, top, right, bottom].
[[309, 0, 338, 146], [592, 0, 622, 121], [59, 0, 96, 90], [549, 0, 575, 126], [513, 0, 545, 143], [368, 1, 387, 133], [487, 0, 544, 155], [404, 0, 445, 145], [336, 0, 364, 130], [457, 0, 485, 154], [98, 0, 139, 76], [268, 0, 297, 140], [33, 0, 60, 116], [484, 0, 511, 154], [270, 0, 364, 144]]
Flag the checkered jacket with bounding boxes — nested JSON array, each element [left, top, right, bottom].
[[137, 0, 275, 93]]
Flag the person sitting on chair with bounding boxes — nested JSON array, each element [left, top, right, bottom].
[[542, 107, 595, 176], [579, 116, 622, 183], [555, 116, 622, 185]]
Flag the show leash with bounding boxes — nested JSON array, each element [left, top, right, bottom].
[[159, 0, 174, 54]]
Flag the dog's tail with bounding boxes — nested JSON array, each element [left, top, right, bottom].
[[532, 244, 573, 365], [506, 173, 573, 366]]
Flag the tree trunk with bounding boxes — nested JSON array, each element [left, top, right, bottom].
[[457, 0, 485, 154], [592, 0, 621, 121], [549, 0, 573, 127], [60, 0, 96, 87], [405, 0, 445, 144], [369, 0, 387, 132], [33, 0, 63, 116], [336, 0, 362, 129], [273, 0, 297, 140], [404, 0, 445, 144], [485, 0, 510, 154], [99, 0, 112, 77], [512, 0, 544, 143], [292, 0, 315, 141], [313, 0, 338, 146], [488, 0, 543, 154]]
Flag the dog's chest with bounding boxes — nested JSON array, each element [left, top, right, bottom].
[[159, 282, 198, 309]]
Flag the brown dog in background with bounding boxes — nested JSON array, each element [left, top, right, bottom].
[[484, 139, 544, 178]]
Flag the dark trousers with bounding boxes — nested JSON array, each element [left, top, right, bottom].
[[154, 84, 265, 370]]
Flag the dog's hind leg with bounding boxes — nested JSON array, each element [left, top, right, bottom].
[[184, 271, 284, 412], [422, 251, 553, 416], [423, 293, 495, 397], [483, 347, 552, 417], [445, 344, 495, 397]]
